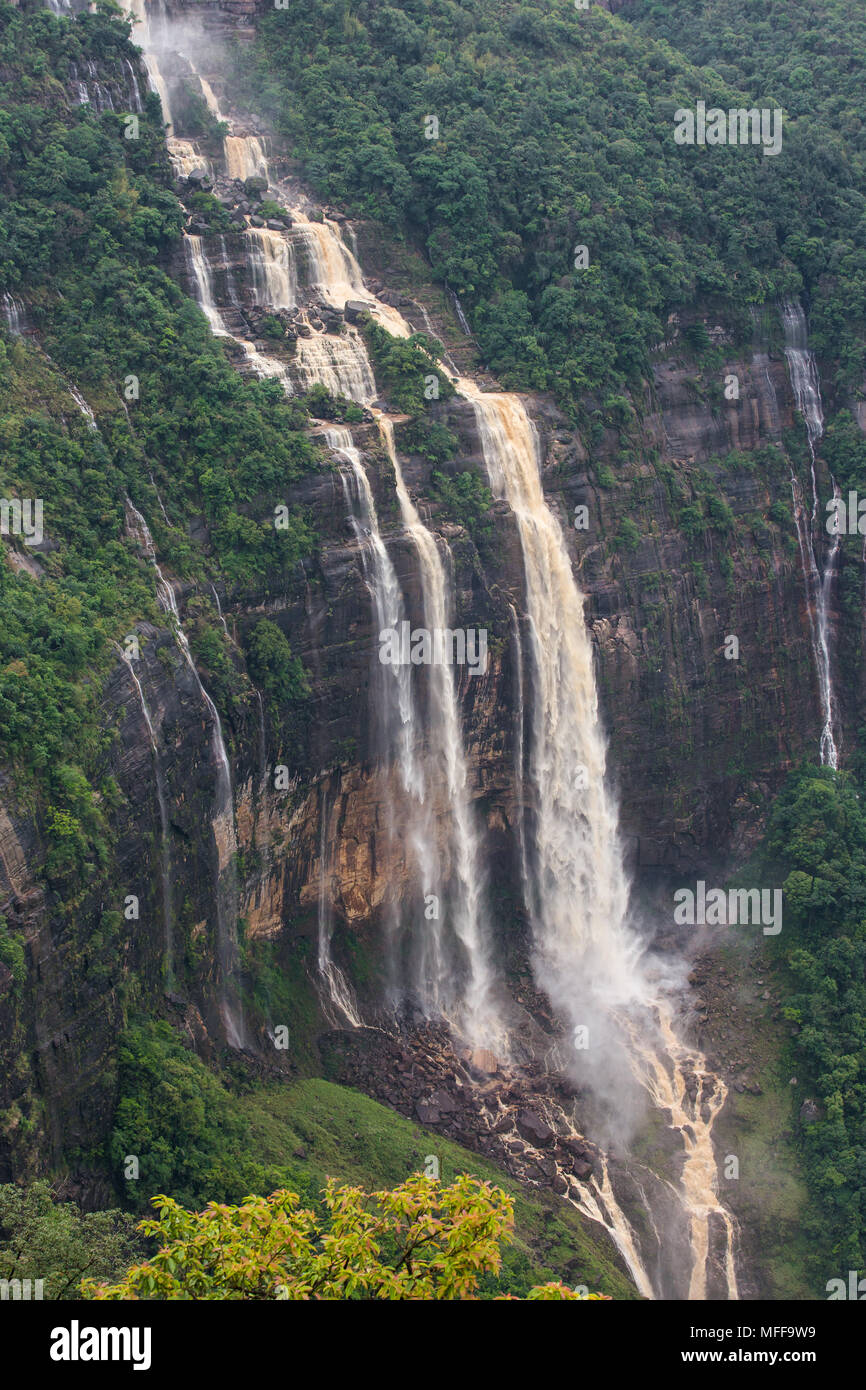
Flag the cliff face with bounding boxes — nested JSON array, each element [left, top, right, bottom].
[[0, 27, 856, 1191]]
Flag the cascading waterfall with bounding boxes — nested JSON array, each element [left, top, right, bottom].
[[463, 386, 738, 1299], [781, 301, 838, 768], [294, 330, 376, 403], [125, 498, 245, 1048], [329, 426, 442, 1012], [167, 139, 209, 179], [378, 418, 504, 1049], [184, 235, 231, 337], [623, 1010, 738, 1300], [185, 233, 292, 385], [2, 292, 24, 336], [247, 227, 297, 309], [224, 135, 268, 183], [292, 219, 364, 306]]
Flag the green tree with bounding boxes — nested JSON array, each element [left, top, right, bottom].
[[81, 1177, 607, 1301], [0, 1181, 142, 1299]]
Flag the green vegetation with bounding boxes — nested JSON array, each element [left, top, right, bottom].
[[105, 1021, 636, 1298], [362, 319, 454, 414], [237, 0, 866, 416], [0, 1180, 142, 1299], [244, 617, 309, 714], [753, 767, 866, 1275], [82, 1176, 605, 1301], [430, 468, 493, 543], [0, 5, 317, 887]]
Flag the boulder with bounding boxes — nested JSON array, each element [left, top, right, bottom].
[[243, 176, 269, 197], [344, 300, 371, 325], [430, 1088, 458, 1114], [516, 1110, 554, 1147], [562, 1136, 588, 1159]]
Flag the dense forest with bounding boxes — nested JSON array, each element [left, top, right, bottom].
[[0, 0, 864, 1326], [237, 0, 866, 411]]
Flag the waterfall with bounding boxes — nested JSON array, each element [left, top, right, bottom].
[[330, 426, 441, 1012], [197, 75, 224, 120], [449, 288, 474, 339], [2, 292, 25, 336], [124, 57, 144, 114], [317, 788, 362, 1028], [467, 390, 635, 1007], [254, 688, 268, 785], [292, 220, 364, 305], [184, 235, 231, 337], [295, 330, 376, 403], [129, 0, 174, 133], [185, 234, 292, 387], [377, 418, 504, 1049], [463, 386, 738, 1298], [509, 602, 530, 898], [116, 644, 174, 987], [67, 383, 99, 430], [781, 301, 838, 768], [220, 237, 241, 308], [247, 228, 297, 309], [417, 303, 460, 376], [782, 301, 825, 461], [125, 498, 246, 1048], [167, 139, 209, 179], [86, 60, 114, 113], [210, 582, 230, 640], [224, 135, 268, 183]]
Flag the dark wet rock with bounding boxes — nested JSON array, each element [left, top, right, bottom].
[[516, 1110, 554, 1146], [345, 300, 371, 324]]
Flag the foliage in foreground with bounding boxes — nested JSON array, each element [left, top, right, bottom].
[[82, 1175, 608, 1301]]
